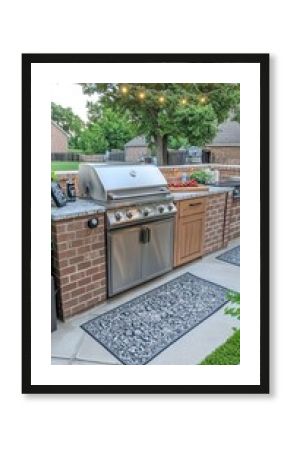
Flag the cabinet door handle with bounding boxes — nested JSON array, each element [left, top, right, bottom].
[[140, 227, 151, 243], [147, 227, 151, 243], [140, 227, 147, 243], [189, 202, 202, 207]]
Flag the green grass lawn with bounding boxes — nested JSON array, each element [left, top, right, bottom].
[[51, 161, 80, 171], [200, 329, 240, 365]]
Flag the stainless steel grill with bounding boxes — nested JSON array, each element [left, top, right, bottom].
[[79, 164, 177, 229], [79, 163, 171, 204], [79, 164, 177, 296]]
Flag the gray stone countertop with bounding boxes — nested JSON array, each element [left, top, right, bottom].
[[171, 186, 234, 201], [51, 198, 105, 221], [51, 186, 233, 221]]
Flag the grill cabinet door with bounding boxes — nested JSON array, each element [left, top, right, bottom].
[[108, 225, 142, 296], [142, 218, 173, 281]]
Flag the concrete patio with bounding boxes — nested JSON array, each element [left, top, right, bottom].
[[51, 238, 240, 365]]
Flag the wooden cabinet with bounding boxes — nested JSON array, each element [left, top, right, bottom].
[[174, 197, 207, 267]]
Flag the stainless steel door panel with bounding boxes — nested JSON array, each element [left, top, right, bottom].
[[142, 219, 173, 280], [108, 226, 142, 296]]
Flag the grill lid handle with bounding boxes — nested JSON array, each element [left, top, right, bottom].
[[108, 189, 169, 200]]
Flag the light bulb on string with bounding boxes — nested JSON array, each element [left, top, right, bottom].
[[120, 85, 128, 94], [159, 96, 165, 103], [199, 95, 208, 104], [138, 92, 145, 100]]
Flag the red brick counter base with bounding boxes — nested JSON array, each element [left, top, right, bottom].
[[203, 191, 234, 255], [51, 213, 106, 320], [228, 198, 240, 241]]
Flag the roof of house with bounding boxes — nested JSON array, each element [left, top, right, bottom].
[[208, 120, 240, 146], [125, 136, 148, 147], [51, 120, 70, 138]]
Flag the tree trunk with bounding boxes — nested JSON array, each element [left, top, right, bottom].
[[155, 134, 168, 166]]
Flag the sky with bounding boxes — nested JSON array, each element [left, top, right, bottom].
[[51, 83, 99, 122]]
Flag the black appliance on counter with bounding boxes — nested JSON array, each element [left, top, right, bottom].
[[208, 180, 240, 199]]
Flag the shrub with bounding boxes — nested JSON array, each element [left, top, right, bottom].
[[225, 291, 240, 320], [190, 170, 213, 184]]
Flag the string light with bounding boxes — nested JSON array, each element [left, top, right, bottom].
[[117, 86, 212, 105], [120, 85, 128, 94], [199, 95, 208, 104]]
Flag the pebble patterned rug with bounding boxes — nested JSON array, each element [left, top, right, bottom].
[[217, 246, 240, 266], [81, 273, 230, 365]]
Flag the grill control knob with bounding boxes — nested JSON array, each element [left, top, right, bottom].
[[158, 205, 165, 213], [168, 204, 174, 211], [126, 210, 133, 219], [143, 208, 150, 217], [115, 211, 122, 221]]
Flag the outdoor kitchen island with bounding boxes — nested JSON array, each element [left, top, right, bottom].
[[52, 184, 235, 321]]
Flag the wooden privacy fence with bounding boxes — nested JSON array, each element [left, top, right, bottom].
[[51, 152, 80, 161], [51, 153, 106, 162]]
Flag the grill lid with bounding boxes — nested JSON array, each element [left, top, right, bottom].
[[79, 164, 170, 203]]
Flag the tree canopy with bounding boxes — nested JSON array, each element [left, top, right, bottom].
[[81, 83, 240, 164], [77, 107, 137, 154]]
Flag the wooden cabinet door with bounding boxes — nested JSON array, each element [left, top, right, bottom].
[[174, 212, 205, 266]]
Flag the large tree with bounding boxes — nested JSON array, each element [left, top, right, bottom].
[[81, 83, 240, 165]]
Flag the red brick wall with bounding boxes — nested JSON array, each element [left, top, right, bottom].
[[223, 192, 234, 246], [51, 123, 68, 153], [203, 193, 226, 254], [204, 192, 240, 254], [159, 164, 240, 184], [228, 198, 240, 240], [51, 213, 106, 320]]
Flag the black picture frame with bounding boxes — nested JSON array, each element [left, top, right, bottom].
[[22, 53, 269, 394]]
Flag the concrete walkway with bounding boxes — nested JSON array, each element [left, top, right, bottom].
[[51, 239, 240, 365]]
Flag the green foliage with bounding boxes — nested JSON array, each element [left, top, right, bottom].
[[168, 136, 190, 150], [190, 170, 214, 184], [51, 102, 84, 148], [77, 123, 109, 154], [171, 104, 218, 146], [200, 329, 240, 365], [225, 291, 240, 320], [51, 171, 57, 181], [77, 107, 137, 154]]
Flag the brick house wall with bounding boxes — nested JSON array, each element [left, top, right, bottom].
[[204, 146, 240, 165], [51, 213, 106, 320], [51, 122, 68, 153]]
